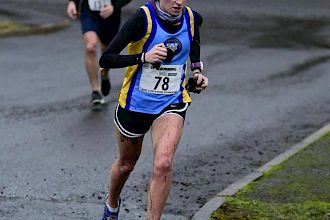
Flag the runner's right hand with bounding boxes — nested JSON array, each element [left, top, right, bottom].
[[100, 4, 114, 19], [67, 1, 78, 19], [144, 43, 168, 64]]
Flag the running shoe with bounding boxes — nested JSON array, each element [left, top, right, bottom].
[[91, 91, 105, 111], [101, 75, 111, 96], [102, 197, 121, 220]]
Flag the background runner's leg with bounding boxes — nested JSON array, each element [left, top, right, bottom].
[[83, 31, 100, 92]]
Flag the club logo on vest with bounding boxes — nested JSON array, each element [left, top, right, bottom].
[[164, 37, 182, 56]]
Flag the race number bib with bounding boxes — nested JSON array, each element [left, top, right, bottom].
[[88, 0, 111, 11], [139, 64, 182, 94]]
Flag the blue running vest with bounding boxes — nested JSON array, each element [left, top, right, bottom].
[[118, 2, 196, 114]]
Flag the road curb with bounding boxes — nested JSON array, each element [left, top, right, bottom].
[[191, 122, 330, 220], [0, 19, 70, 37]]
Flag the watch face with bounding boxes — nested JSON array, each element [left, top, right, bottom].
[[191, 62, 203, 70]]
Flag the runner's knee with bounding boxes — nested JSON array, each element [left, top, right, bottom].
[[118, 159, 136, 174], [153, 155, 172, 176], [85, 42, 97, 55]]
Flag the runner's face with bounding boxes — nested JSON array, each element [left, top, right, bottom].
[[159, 0, 185, 16]]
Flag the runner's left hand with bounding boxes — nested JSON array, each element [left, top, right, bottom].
[[100, 4, 114, 19], [193, 70, 208, 91]]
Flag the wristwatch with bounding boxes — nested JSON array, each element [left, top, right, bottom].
[[190, 61, 203, 71]]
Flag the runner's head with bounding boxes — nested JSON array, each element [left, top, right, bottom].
[[158, 0, 185, 16], [152, 0, 185, 20]]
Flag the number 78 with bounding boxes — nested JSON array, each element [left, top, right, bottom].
[[154, 76, 170, 91]]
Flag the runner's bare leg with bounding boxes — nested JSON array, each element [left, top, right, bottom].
[[83, 31, 100, 91], [147, 114, 184, 220], [100, 43, 110, 79], [108, 129, 144, 209]]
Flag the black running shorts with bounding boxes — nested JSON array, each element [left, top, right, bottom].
[[80, 7, 121, 45], [114, 103, 189, 138]]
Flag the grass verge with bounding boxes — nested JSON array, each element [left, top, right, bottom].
[[211, 131, 330, 220], [0, 19, 69, 37], [0, 21, 33, 34]]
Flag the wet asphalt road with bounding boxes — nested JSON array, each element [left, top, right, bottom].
[[1, 1, 330, 219]]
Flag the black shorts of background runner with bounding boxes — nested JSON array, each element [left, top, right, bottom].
[[80, 5, 121, 45]]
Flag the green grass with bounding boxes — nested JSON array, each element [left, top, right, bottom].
[[0, 21, 31, 33], [210, 198, 330, 220], [0, 19, 69, 37], [211, 131, 330, 220]]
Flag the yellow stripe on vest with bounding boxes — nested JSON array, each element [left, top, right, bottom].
[[181, 6, 195, 103], [118, 6, 153, 108], [185, 6, 195, 38]]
